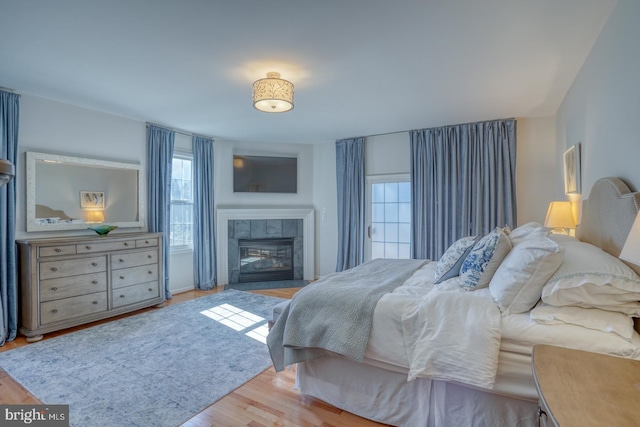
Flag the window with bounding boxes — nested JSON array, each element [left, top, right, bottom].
[[366, 175, 411, 260], [170, 154, 193, 248]]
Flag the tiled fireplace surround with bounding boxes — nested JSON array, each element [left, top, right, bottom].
[[227, 219, 303, 283], [215, 207, 315, 285]]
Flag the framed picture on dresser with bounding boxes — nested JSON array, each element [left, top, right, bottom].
[[564, 143, 581, 194]]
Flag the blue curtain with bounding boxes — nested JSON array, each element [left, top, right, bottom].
[[147, 125, 175, 299], [335, 137, 365, 272], [192, 136, 216, 290], [0, 91, 19, 345], [410, 118, 517, 261]]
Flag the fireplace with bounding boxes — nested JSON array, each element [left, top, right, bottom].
[[216, 208, 315, 285], [238, 238, 294, 282]]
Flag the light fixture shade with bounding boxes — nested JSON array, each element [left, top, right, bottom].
[[544, 201, 576, 230], [620, 212, 640, 265], [253, 72, 294, 113]]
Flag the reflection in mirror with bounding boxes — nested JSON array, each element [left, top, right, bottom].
[[26, 151, 145, 232]]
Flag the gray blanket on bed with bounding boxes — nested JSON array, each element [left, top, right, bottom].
[[267, 258, 428, 371]]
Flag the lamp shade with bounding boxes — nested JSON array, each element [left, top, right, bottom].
[[253, 72, 294, 113], [620, 212, 640, 266], [544, 201, 576, 230], [85, 210, 105, 223], [0, 158, 14, 187]]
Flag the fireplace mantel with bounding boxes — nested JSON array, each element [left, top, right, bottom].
[[216, 207, 315, 285]]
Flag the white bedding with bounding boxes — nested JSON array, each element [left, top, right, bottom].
[[365, 262, 640, 398]]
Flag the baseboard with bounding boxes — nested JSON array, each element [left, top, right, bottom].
[[170, 285, 196, 295]]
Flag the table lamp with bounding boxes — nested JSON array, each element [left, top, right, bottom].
[[620, 212, 640, 266], [544, 201, 576, 235]]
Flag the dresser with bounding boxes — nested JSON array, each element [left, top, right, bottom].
[[532, 344, 640, 427], [17, 232, 165, 342]]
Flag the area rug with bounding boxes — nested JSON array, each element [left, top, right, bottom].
[[225, 279, 309, 291], [0, 290, 285, 427]]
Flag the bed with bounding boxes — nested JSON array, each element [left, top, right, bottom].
[[267, 177, 640, 427]]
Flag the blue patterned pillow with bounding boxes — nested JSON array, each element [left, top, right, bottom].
[[460, 228, 512, 290], [434, 236, 478, 284]]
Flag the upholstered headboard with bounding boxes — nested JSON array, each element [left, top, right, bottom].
[[576, 177, 640, 277], [575, 178, 640, 334]]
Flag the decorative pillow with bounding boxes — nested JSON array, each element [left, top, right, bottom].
[[459, 228, 512, 290], [434, 236, 478, 284], [489, 235, 563, 314], [530, 303, 635, 342], [541, 240, 640, 316]]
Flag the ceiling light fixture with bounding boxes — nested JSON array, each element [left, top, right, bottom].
[[252, 72, 294, 113]]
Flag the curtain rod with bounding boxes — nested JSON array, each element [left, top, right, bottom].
[[0, 86, 21, 97], [341, 117, 517, 141], [146, 122, 214, 140]]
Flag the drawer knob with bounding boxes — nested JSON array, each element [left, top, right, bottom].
[[148, 271, 153, 274], [91, 262, 98, 267], [124, 242, 129, 246], [148, 255, 152, 259], [120, 294, 125, 298], [92, 280, 98, 284], [51, 287, 58, 291], [86, 245, 92, 250], [50, 267, 58, 272], [92, 301, 98, 305], [51, 309, 58, 314], [119, 276, 125, 280], [145, 240, 149, 244], [119, 259, 124, 262], [55, 248, 62, 253], [148, 288, 153, 292]]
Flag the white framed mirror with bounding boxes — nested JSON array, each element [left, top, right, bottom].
[[26, 151, 145, 232]]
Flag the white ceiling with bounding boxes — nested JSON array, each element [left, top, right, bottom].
[[0, 0, 616, 144]]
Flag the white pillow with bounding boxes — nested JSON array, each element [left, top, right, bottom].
[[434, 236, 478, 284], [490, 234, 563, 314], [460, 228, 512, 290], [530, 303, 635, 342], [541, 240, 640, 316], [508, 222, 545, 245]]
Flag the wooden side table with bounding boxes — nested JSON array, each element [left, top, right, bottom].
[[532, 344, 640, 426]]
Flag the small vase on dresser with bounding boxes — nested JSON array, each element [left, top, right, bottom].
[[17, 232, 165, 342]]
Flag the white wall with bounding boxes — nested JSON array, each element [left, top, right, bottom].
[[555, 0, 640, 208], [516, 116, 558, 224], [365, 133, 410, 176], [312, 142, 338, 277]]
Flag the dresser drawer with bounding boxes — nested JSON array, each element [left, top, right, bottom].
[[39, 245, 77, 257], [112, 264, 159, 289], [136, 238, 158, 248], [39, 256, 107, 280], [40, 292, 108, 325], [76, 240, 136, 254], [40, 272, 107, 302], [112, 281, 160, 308], [111, 249, 158, 270]]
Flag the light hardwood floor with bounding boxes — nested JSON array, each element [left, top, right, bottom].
[[0, 287, 388, 427]]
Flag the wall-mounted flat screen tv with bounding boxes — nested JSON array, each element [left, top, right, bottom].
[[233, 155, 297, 193]]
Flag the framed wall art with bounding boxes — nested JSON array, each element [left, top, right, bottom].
[[563, 143, 581, 195], [80, 191, 105, 208]]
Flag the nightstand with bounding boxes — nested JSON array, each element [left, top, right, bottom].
[[532, 344, 640, 426]]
